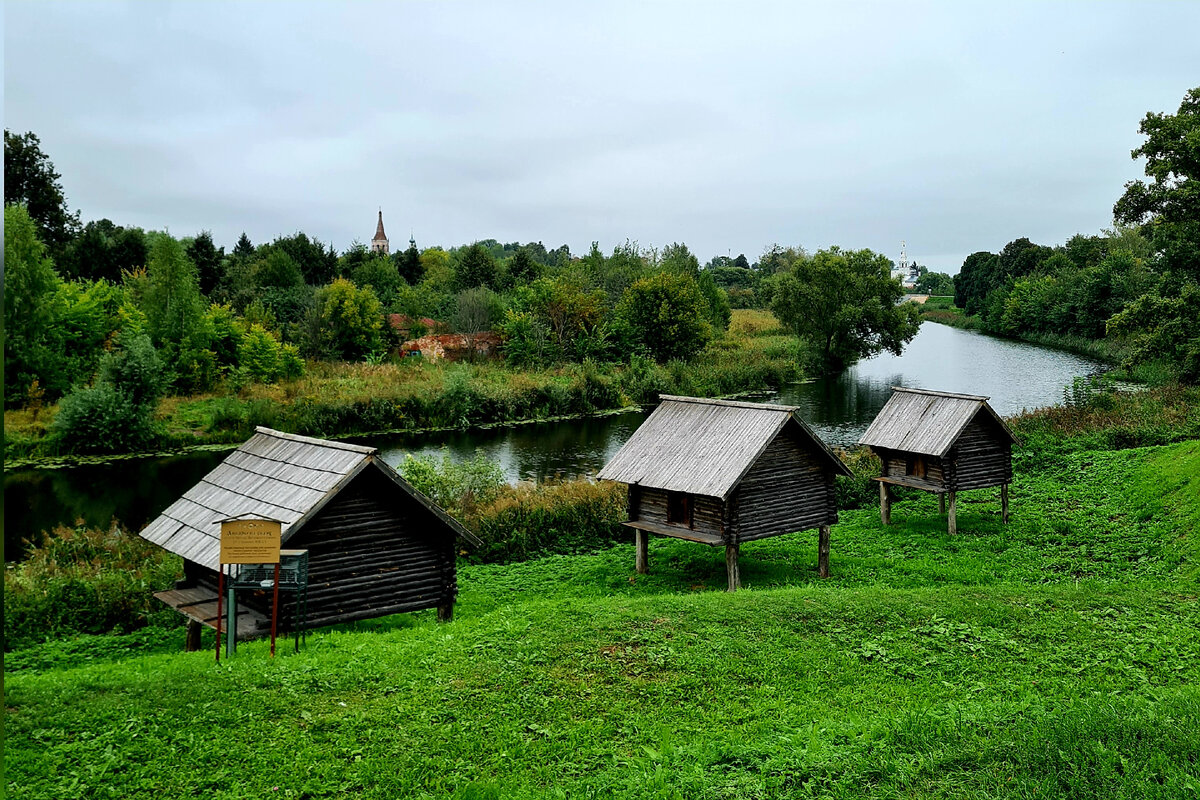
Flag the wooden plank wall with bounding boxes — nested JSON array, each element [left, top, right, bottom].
[[636, 487, 725, 540], [948, 412, 1012, 491], [731, 428, 838, 542]]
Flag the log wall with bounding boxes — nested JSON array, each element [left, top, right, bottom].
[[730, 427, 838, 543], [182, 468, 457, 631], [635, 487, 725, 540], [947, 411, 1012, 491]]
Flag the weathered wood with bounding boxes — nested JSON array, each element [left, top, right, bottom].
[[1002, 483, 1009, 524], [185, 619, 202, 651], [880, 482, 891, 525], [939, 493, 946, 515], [635, 530, 649, 574], [948, 491, 957, 535], [818, 525, 830, 578], [725, 543, 741, 592], [437, 603, 454, 623]]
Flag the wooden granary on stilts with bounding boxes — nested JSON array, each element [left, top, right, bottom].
[[141, 427, 481, 644], [597, 395, 851, 589], [858, 388, 1017, 534]]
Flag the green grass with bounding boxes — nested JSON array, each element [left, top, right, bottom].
[[6, 438, 1200, 798]]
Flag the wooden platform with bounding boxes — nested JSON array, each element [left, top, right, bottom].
[[622, 519, 725, 546], [872, 475, 948, 493], [154, 586, 270, 642]]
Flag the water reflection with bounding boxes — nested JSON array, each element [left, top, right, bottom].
[[3, 323, 1105, 557]]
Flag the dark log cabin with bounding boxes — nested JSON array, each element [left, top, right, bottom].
[[141, 427, 481, 644], [597, 395, 851, 589], [858, 387, 1018, 534]]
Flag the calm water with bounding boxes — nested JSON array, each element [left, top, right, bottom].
[[3, 323, 1104, 558]]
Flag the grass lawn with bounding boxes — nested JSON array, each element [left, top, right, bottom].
[[5, 441, 1200, 798]]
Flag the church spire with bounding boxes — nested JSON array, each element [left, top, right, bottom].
[[371, 208, 389, 255]]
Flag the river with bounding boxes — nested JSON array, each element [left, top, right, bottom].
[[3, 323, 1105, 558]]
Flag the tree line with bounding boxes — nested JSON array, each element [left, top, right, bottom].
[[950, 87, 1199, 383], [5, 127, 924, 439]]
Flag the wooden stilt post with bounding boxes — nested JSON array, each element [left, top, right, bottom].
[[185, 620, 202, 652], [215, 567, 224, 663], [635, 530, 648, 574], [948, 491, 957, 536], [818, 525, 831, 579], [725, 542, 741, 592], [437, 603, 454, 623], [879, 482, 891, 525], [1002, 483, 1009, 524], [939, 493, 946, 515]]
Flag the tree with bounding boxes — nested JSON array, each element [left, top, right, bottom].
[[274, 232, 337, 285], [60, 219, 148, 282], [617, 271, 711, 362], [772, 246, 921, 374], [233, 232, 255, 259], [660, 242, 700, 275], [507, 247, 540, 286], [316, 278, 384, 360], [140, 233, 210, 389], [455, 243, 498, 291], [1107, 87, 1200, 380], [732, 253, 751, 270], [954, 251, 999, 314], [350, 256, 403, 307], [4, 131, 80, 255], [253, 249, 304, 289], [4, 204, 61, 403], [915, 271, 955, 296], [186, 230, 224, 296], [396, 240, 424, 285], [1113, 86, 1200, 284]]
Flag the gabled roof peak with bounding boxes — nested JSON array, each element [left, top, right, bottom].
[[373, 209, 387, 242]]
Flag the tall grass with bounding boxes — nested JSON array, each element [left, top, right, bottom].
[[3, 522, 182, 650]]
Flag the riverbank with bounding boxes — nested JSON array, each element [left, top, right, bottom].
[[7, 395, 1200, 798], [918, 303, 1134, 368], [2, 310, 805, 468]]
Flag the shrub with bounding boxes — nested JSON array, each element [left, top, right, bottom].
[[399, 449, 506, 516], [4, 521, 181, 650], [51, 383, 160, 453]]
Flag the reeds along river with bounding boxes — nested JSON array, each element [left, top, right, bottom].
[[3, 323, 1106, 559]]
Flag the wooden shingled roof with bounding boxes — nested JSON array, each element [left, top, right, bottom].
[[597, 395, 850, 500], [857, 387, 1016, 457], [140, 427, 479, 570]]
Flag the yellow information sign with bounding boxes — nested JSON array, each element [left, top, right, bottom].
[[219, 519, 282, 564]]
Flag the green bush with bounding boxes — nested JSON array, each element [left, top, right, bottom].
[[399, 449, 506, 516], [4, 521, 182, 650], [51, 383, 161, 453]]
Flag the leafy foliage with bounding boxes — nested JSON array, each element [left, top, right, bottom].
[[772, 246, 921, 373], [3, 130, 80, 254], [618, 271, 712, 362]]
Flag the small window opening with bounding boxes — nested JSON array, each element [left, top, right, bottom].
[[906, 455, 926, 479], [666, 492, 693, 528]]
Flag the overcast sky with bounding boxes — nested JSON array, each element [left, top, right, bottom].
[[5, 1, 1198, 272]]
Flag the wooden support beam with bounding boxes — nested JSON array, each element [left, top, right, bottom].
[[818, 525, 831, 579], [437, 603, 454, 623], [879, 482, 891, 525], [1002, 483, 1010, 524], [948, 491, 957, 536], [725, 543, 741, 592], [185, 619, 202, 652], [939, 493, 946, 515], [635, 530, 649, 574]]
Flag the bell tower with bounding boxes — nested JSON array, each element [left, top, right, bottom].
[[371, 209, 389, 255]]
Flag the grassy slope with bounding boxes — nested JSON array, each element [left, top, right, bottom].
[[6, 442, 1200, 799]]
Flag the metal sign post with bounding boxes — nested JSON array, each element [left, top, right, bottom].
[[217, 517, 282, 661]]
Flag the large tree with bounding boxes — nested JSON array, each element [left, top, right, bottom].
[[1108, 87, 1200, 380], [617, 271, 711, 362], [1113, 86, 1200, 285], [186, 231, 225, 296], [772, 246, 921, 373], [4, 131, 80, 255]]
